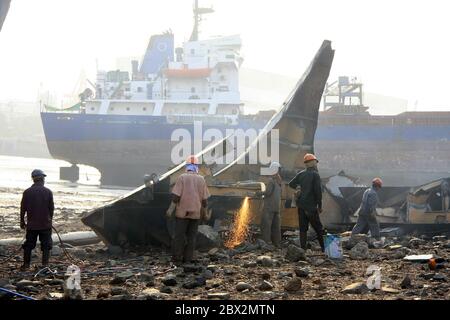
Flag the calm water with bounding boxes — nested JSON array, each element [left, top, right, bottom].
[[0, 155, 129, 196]]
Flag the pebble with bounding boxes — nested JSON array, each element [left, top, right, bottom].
[[236, 282, 252, 292], [294, 267, 310, 278], [342, 282, 369, 294], [207, 292, 230, 300], [284, 278, 302, 292], [285, 245, 306, 262], [162, 274, 177, 286], [258, 280, 274, 291]]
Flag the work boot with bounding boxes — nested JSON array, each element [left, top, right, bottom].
[[299, 232, 308, 250], [317, 234, 325, 253], [20, 249, 32, 271], [41, 249, 50, 267]]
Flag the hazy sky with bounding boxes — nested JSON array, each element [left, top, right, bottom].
[[0, 0, 449, 111]]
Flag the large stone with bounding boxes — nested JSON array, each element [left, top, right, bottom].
[[257, 255, 274, 267], [350, 242, 369, 260], [141, 288, 169, 300], [196, 225, 219, 251], [285, 245, 306, 262], [342, 282, 369, 294], [110, 270, 134, 285], [408, 238, 425, 248], [392, 247, 411, 259], [236, 282, 252, 292], [433, 274, 447, 282], [400, 275, 412, 289], [110, 287, 128, 296], [137, 272, 154, 283], [48, 292, 64, 299], [284, 278, 302, 292], [258, 280, 274, 291], [160, 286, 173, 294], [202, 269, 214, 280], [294, 267, 310, 278], [207, 292, 230, 300], [381, 287, 400, 294], [343, 234, 370, 250], [162, 274, 177, 286], [182, 276, 206, 289]]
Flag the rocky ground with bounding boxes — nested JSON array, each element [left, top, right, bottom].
[[1, 228, 449, 300]]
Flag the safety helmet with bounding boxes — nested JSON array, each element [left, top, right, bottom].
[[372, 177, 383, 188], [31, 169, 47, 178], [186, 155, 199, 165], [303, 153, 318, 163], [269, 161, 282, 171]]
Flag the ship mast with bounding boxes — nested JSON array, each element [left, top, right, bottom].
[[189, 0, 214, 41]]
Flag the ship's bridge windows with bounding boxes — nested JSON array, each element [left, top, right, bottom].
[[126, 107, 130, 111], [137, 87, 143, 93]]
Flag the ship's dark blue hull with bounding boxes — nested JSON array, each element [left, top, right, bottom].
[[40, 112, 450, 186]]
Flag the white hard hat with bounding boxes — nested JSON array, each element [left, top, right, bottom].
[[269, 161, 281, 171]]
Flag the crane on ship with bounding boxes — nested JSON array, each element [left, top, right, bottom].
[[190, 0, 214, 41]]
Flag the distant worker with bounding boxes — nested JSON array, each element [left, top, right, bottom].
[[20, 169, 54, 270], [168, 156, 210, 264], [288, 154, 325, 252], [256, 161, 283, 248], [351, 178, 382, 240]]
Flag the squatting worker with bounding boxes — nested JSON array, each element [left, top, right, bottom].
[[20, 169, 54, 270], [351, 178, 382, 240], [169, 155, 210, 264], [256, 161, 282, 248], [288, 153, 325, 252]]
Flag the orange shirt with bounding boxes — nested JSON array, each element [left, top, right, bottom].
[[172, 172, 210, 219]]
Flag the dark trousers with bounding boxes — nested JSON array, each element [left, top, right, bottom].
[[351, 213, 380, 239], [260, 210, 281, 247], [298, 208, 325, 250], [22, 229, 53, 251], [172, 218, 200, 263]]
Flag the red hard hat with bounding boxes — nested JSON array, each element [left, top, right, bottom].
[[304, 153, 318, 163], [186, 155, 199, 165], [372, 177, 383, 187]]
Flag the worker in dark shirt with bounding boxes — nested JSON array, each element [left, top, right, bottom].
[[288, 153, 325, 252], [20, 169, 54, 270]]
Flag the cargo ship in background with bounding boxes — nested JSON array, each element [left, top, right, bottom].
[[40, 2, 450, 187], [40, 1, 269, 186]]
